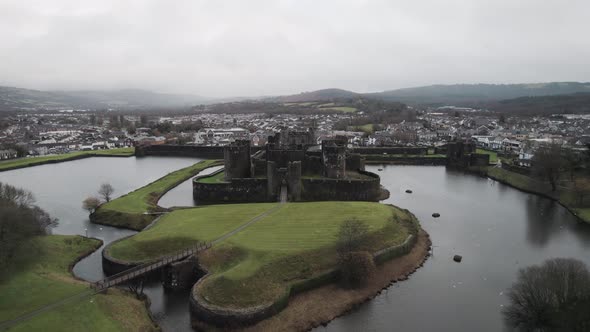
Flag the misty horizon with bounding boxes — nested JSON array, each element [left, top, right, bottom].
[[2, 0, 590, 98]]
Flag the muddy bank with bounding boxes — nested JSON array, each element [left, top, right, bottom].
[[191, 229, 431, 332]]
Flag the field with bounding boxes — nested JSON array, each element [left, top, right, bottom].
[[107, 201, 414, 308], [318, 106, 357, 113], [0, 148, 134, 172], [348, 123, 375, 134], [282, 102, 358, 113], [0, 235, 155, 332], [93, 159, 222, 230]]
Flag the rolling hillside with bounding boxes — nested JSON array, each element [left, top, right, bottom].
[[366, 82, 590, 105], [268, 88, 359, 103], [0, 86, 206, 111]]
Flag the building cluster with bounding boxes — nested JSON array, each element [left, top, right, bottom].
[[1, 108, 588, 163]]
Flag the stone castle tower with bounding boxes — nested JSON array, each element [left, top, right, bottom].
[[321, 139, 346, 179], [224, 140, 251, 180]]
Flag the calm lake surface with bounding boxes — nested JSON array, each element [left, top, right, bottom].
[[2, 159, 589, 331], [317, 165, 590, 332]]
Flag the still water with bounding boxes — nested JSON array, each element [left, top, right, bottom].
[[317, 165, 590, 332], [1, 160, 589, 331]]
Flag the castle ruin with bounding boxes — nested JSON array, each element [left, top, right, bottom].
[[194, 129, 383, 203]]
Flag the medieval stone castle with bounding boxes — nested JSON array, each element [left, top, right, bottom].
[[193, 129, 383, 203]]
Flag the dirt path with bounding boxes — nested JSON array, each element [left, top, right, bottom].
[[212, 201, 285, 245]]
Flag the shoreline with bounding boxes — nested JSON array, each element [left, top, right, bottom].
[[191, 229, 431, 332], [73, 235, 161, 330], [0, 152, 133, 173], [484, 170, 589, 224]]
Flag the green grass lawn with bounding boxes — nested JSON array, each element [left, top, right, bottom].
[[476, 148, 498, 164], [107, 201, 415, 308], [348, 123, 374, 134], [195, 170, 227, 183], [0, 235, 155, 332], [575, 208, 590, 222], [93, 159, 223, 230], [0, 147, 134, 172]]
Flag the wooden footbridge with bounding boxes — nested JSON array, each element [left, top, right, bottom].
[[92, 241, 211, 291]]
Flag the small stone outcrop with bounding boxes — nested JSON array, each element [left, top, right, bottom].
[[432, 213, 440, 218], [453, 255, 462, 263]]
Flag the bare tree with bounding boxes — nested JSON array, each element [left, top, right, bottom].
[[127, 277, 145, 299], [337, 218, 375, 288], [563, 148, 581, 182], [82, 196, 102, 214], [0, 182, 57, 269], [532, 143, 564, 192], [503, 258, 590, 331], [98, 183, 114, 202], [337, 218, 369, 257]]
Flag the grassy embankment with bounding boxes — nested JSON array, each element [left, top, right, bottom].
[[475, 148, 498, 164], [107, 201, 415, 308], [0, 235, 155, 332], [363, 148, 446, 164], [485, 166, 590, 223], [92, 159, 222, 230], [0, 147, 135, 172], [195, 170, 226, 183]]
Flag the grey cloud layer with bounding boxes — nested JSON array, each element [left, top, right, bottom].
[[1, 0, 589, 97]]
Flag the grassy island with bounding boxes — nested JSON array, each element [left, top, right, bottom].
[[0, 147, 135, 172], [0, 235, 155, 332], [92, 159, 222, 230], [107, 201, 418, 313]]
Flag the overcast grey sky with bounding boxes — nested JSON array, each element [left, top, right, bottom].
[[1, 0, 589, 97]]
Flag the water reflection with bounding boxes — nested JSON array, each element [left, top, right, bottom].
[[317, 165, 590, 332], [158, 165, 224, 208], [2, 160, 589, 332]]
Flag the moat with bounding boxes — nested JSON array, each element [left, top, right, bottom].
[[1, 158, 589, 331]]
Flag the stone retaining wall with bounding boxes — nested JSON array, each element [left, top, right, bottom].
[[352, 147, 428, 155], [194, 168, 383, 203], [363, 156, 446, 165], [136, 144, 263, 158], [193, 169, 270, 203], [101, 235, 141, 276], [300, 170, 381, 201]]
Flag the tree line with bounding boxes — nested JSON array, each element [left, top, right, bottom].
[[0, 182, 56, 270]]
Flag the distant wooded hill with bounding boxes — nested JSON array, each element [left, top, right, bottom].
[[485, 92, 590, 115], [267, 82, 590, 114], [4, 81, 590, 114], [0, 86, 207, 111], [365, 82, 590, 105]]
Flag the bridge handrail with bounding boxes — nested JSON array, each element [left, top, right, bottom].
[[94, 241, 211, 289]]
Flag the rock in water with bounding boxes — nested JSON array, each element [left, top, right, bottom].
[[432, 213, 440, 218], [405, 189, 413, 194], [453, 255, 462, 263]]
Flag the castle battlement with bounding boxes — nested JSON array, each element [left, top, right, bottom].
[[195, 130, 382, 203]]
